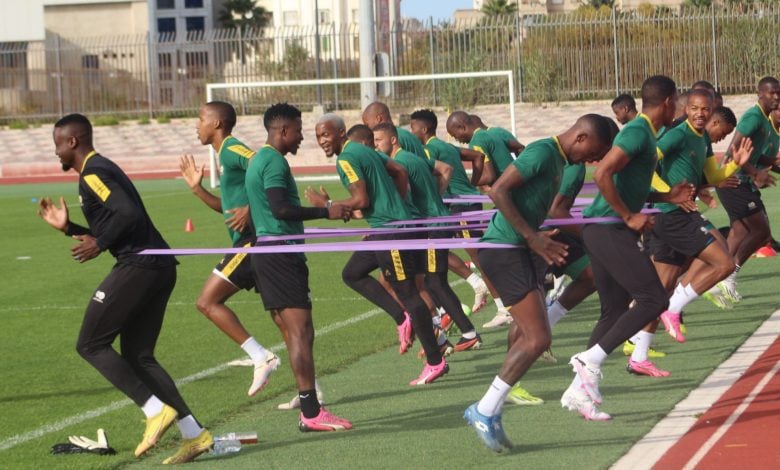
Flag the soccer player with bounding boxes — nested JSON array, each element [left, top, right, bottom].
[[463, 114, 615, 452], [470, 113, 526, 156], [409, 109, 492, 313], [446, 110, 516, 328], [373, 122, 481, 352], [178, 101, 280, 397], [362, 101, 427, 158], [611, 94, 638, 125], [561, 76, 694, 420], [715, 76, 779, 302], [309, 113, 449, 385], [636, 97, 752, 375], [38, 114, 212, 463], [245, 103, 353, 432]]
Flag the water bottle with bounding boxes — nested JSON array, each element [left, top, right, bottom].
[[211, 435, 241, 456]]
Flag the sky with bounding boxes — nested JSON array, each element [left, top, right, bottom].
[[401, 0, 474, 23]]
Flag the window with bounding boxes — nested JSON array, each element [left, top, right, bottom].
[[157, 17, 176, 40], [160, 87, 173, 105], [158, 52, 173, 80], [184, 0, 203, 7], [283, 11, 299, 26], [186, 16, 205, 33], [157, 0, 175, 9], [81, 55, 99, 69], [319, 9, 331, 24], [185, 51, 208, 78]]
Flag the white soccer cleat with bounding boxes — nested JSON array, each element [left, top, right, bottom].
[[561, 385, 611, 421], [482, 309, 512, 329], [248, 352, 281, 396], [472, 279, 489, 313]]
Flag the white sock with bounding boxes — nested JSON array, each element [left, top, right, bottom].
[[466, 273, 483, 290], [477, 376, 511, 416], [668, 283, 699, 313], [241, 337, 268, 364], [582, 345, 608, 367], [494, 298, 505, 311], [436, 306, 446, 316], [432, 315, 442, 327], [177, 414, 204, 439], [628, 332, 642, 344], [461, 330, 477, 339], [547, 301, 568, 328], [630, 331, 654, 362], [141, 395, 164, 418], [437, 330, 448, 345]]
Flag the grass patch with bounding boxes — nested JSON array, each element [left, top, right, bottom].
[[92, 116, 120, 126]]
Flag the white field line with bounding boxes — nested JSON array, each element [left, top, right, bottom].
[[611, 308, 780, 470], [682, 360, 780, 470], [0, 280, 465, 452]]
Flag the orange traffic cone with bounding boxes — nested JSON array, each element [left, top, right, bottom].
[[184, 218, 194, 232]]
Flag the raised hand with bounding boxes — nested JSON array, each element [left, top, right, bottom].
[[179, 154, 204, 190], [38, 196, 69, 231], [730, 137, 754, 167], [304, 185, 330, 207]]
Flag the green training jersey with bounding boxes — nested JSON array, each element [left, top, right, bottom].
[[735, 104, 779, 183], [655, 120, 711, 213], [487, 127, 517, 151], [470, 127, 514, 175], [397, 126, 428, 161], [558, 161, 586, 200], [245, 144, 304, 239], [482, 137, 567, 246], [218, 135, 255, 244], [584, 113, 658, 220], [336, 140, 411, 228], [375, 150, 422, 219], [425, 136, 479, 196], [393, 148, 449, 219]]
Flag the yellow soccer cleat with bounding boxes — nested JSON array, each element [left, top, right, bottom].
[[135, 404, 177, 457], [622, 340, 667, 358], [162, 429, 214, 464], [505, 384, 544, 405]]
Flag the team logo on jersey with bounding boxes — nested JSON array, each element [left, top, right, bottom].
[[748, 202, 757, 210], [92, 290, 106, 303]]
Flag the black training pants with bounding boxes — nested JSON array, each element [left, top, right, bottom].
[[76, 263, 192, 417], [582, 223, 668, 354]]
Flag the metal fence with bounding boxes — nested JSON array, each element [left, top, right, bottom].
[[1, 3, 779, 121]]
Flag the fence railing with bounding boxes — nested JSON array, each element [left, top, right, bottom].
[[1, 3, 779, 121]]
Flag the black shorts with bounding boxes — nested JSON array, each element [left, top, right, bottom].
[[213, 238, 255, 290], [447, 202, 484, 239], [413, 231, 450, 274], [716, 182, 765, 223], [477, 246, 547, 307], [648, 210, 715, 266], [549, 230, 590, 279], [366, 232, 419, 282], [250, 245, 311, 311]]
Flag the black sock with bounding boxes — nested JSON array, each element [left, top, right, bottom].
[[299, 389, 321, 419]]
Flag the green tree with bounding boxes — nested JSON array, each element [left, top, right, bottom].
[[684, 0, 712, 6], [218, 0, 271, 32], [481, 0, 518, 16]]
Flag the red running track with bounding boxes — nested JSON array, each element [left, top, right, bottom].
[[654, 336, 780, 469]]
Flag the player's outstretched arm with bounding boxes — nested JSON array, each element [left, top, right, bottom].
[[179, 154, 222, 213]]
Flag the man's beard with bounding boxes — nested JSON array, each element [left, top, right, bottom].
[[61, 163, 71, 171]]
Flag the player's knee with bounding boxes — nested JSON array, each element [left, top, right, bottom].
[[341, 265, 360, 286], [75, 339, 94, 361], [577, 268, 596, 290], [195, 294, 213, 316], [525, 330, 551, 357], [715, 258, 736, 279]]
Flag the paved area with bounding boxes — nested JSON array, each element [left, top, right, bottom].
[[0, 94, 757, 180]]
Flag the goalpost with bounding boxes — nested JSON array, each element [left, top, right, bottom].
[[205, 70, 516, 188]]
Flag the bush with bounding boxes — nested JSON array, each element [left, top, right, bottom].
[[156, 114, 171, 124], [8, 120, 29, 130], [137, 116, 150, 125], [92, 116, 119, 126]]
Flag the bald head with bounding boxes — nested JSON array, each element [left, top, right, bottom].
[[362, 101, 392, 129], [446, 111, 476, 144]]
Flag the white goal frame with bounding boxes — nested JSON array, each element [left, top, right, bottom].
[[205, 70, 516, 188]]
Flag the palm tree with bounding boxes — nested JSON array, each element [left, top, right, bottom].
[[218, 0, 271, 32], [481, 0, 518, 16]]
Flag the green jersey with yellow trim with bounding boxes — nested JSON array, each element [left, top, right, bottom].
[[470, 127, 513, 175], [584, 113, 658, 220], [481, 137, 566, 246], [336, 141, 411, 227], [487, 127, 517, 150], [558, 161, 586, 200], [655, 120, 711, 213], [393, 148, 449, 219], [245, 145, 304, 238], [735, 104, 779, 183], [218, 135, 256, 244], [425, 136, 479, 196]]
